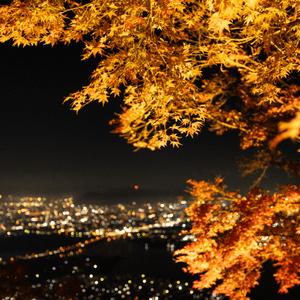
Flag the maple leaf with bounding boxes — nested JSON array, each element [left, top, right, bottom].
[[261, 22, 270, 32], [209, 13, 231, 36], [107, 10, 117, 19], [110, 87, 121, 97]]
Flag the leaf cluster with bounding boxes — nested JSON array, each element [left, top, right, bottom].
[[1, 0, 300, 152], [174, 179, 300, 300]]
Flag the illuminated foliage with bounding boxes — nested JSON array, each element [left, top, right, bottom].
[[175, 179, 300, 300], [1, 0, 299, 151], [1, 0, 300, 299]]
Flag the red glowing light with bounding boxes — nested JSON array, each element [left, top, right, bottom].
[[134, 185, 139, 189]]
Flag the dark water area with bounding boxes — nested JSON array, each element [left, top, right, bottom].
[[0, 234, 89, 259], [82, 237, 193, 280], [0, 234, 205, 300], [0, 234, 192, 280]]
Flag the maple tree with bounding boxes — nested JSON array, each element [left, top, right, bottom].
[[1, 0, 300, 299]]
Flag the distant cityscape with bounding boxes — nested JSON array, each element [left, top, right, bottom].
[[0, 195, 225, 300], [0, 195, 191, 243]]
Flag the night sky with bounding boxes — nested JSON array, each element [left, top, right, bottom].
[[0, 41, 298, 204]]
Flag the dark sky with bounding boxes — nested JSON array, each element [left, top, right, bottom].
[[0, 41, 298, 204]]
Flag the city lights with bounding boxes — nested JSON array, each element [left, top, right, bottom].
[[0, 195, 224, 300]]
